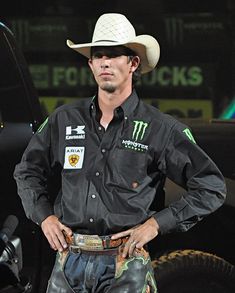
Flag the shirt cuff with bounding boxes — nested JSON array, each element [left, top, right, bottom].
[[31, 202, 54, 226], [153, 208, 177, 235]]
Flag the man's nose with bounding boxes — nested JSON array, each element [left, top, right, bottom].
[[100, 56, 110, 68]]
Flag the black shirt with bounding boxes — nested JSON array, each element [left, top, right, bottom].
[[14, 90, 226, 235]]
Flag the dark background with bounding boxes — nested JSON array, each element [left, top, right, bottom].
[[0, 2, 235, 291], [1, 0, 235, 119]]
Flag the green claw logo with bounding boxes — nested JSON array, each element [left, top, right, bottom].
[[183, 128, 196, 144], [132, 120, 148, 141], [37, 117, 48, 133], [122, 120, 149, 152]]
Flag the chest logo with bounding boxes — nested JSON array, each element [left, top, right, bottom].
[[69, 154, 80, 166], [64, 147, 85, 169], [132, 120, 148, 141], [121, 120, 149, 152], [66, 125, 85, 140]]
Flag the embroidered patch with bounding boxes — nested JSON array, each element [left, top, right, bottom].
[[121, 120, 149, 152], [63, 146, 85, 169], [132, 120, 148, 141], [37, 117, 48, 133], [121, 140, 148, 152], [65, 125, 85, 140], [183, 128, 196, 144]]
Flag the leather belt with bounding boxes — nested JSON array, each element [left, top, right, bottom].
[[65, 233, 128, 255]]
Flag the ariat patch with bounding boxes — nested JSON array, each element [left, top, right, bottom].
[[64, 146, 85, 169]]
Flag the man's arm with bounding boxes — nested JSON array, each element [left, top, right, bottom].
[[154, 123, 226, 235]]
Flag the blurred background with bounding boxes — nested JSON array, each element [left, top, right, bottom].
[[1, 0, 235, 120], [1, 2, 235, 291]]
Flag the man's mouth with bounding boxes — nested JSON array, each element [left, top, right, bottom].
[[100, 71, 113, 76]]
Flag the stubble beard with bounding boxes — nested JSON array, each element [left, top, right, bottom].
[[100, 82, 116, 93]]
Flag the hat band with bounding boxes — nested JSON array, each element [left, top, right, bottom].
[[94, 40, 119, 43]]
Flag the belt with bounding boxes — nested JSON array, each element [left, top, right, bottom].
[[65, 233, 128, 255]]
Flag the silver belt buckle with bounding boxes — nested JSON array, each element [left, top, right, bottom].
[[74, 234, 104, 251], [69, 245, 81, 253]]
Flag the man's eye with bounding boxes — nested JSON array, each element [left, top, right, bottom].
[[92, 52, 122, 59], [108, 53, 120, 58], [92, 53, 103, 59]]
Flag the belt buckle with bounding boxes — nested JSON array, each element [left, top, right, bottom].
[[69, 245, 81, 253], [74, 234, 104, 251]]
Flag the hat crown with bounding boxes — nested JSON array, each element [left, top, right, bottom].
[[92, 13, 136, 44]]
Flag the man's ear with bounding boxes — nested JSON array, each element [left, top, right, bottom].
[[88, 58, 92, 67], [88, 58, 94, 72], [131, 56, 140, 72]]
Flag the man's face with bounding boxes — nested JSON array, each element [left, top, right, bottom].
[[88, 46, 139, 93]]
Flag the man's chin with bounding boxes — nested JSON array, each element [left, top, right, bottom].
[[101, 83, 116, 93]]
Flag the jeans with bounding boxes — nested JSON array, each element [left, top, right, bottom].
[[65, 252, 115, 292], [46, 248, 157, 293]]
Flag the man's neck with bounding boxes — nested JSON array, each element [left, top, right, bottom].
[[98, 87, 132, 128]]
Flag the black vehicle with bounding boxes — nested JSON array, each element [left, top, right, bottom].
[[0, 22, 234, 292], [0, 21, 46, 292]]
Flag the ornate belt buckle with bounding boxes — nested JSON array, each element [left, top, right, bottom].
[[74, 234, 103, 251], [69, 245, 81, 253]]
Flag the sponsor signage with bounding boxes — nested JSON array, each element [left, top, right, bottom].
[[163, 13, 230, 50], [151, 99, 212, 119], [9, 14, 230, 52], [9, 18, 93, 52], [30, 63, 215, 91]]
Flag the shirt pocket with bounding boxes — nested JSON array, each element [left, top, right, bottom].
[[112, 148, 147, 189]]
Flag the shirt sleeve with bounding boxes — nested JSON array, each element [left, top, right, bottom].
[[154, 122, 226, 234], [13, 116, 56, 225]]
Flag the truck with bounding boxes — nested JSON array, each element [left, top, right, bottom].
[[0, 21, 234, 292]]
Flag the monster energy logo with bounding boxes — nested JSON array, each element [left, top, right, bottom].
[[165, 17, 184, 47], [132, 120, 148, 141], [183, 128, 196, 144], [37, 117, 48, 133]]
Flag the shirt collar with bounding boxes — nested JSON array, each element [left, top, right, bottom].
[[89, 89, 139, 119], [120, 89, 139, 118]]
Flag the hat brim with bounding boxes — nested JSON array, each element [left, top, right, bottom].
[[66, 35, 160, 74]]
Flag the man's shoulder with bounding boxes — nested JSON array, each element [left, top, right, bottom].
[[140, 100, 179, 128], [52, 97, 91, 116]]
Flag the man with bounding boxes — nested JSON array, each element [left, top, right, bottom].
[[14, 13, 226, 292]]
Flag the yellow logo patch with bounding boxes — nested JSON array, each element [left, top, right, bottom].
[[69, 154, 80, 166]]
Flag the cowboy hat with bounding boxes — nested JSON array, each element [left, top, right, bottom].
[[66, 13, 160, 74]]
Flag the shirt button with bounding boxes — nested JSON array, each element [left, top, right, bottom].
[[89, 218, 94, 223], [98, 126, 102, 130], [124, 116, 128, 120], [101, 149, 106, 153], [91, 194, 96, 199], [95, 171, 100, 176]]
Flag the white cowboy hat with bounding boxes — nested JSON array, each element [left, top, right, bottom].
[[66, 13, 160, 74]]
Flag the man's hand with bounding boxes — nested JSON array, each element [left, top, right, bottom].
[[41, 215, 72, 252], [111, 217, 159, 258]]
